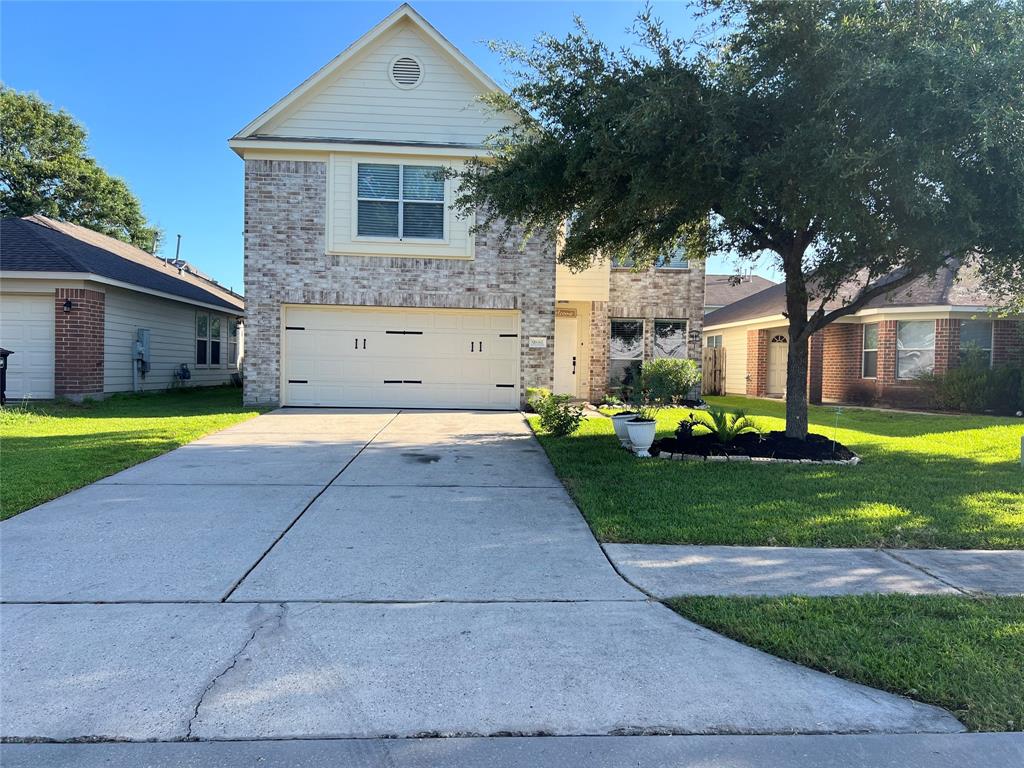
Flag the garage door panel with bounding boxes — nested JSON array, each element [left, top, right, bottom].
[[283, 306, 520, 409], [0, 294, 54, 399]]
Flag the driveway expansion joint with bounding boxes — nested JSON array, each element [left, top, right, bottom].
[[879, 550, 974, 596]]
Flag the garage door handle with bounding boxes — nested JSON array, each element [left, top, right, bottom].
[[479, 341, 484, 352], [363, 338, 366, 349], [572, 355, 576, 374], [471, 341, 475, 352]]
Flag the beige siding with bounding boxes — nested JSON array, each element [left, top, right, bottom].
[[263, 21, 512, 146], [719, 326, 749, 395], [327, 154, 473, 259], [556, 261, 610, 302], [103, 287, 242, 393]]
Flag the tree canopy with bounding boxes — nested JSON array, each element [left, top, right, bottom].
[[454, 0, 1024, 437], [0, 85, 160, 250]]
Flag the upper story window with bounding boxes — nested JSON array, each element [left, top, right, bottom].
[[357, 163, 444, 240], [896, 320, 935, 379], [959, 319, 993, 367], [611, 246, 688, 270]]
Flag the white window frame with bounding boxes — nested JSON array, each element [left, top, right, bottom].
[[209, 315, 222, 368], [227, 319, 239, 369], [195, 312, 210, 368], [705, 334, 723, 348], [959, 319, 994, 367], [195, 312, 226, 369], [896, 320, 936, 380], [862, 323, 879, 379], [354, 162, 448, 243]]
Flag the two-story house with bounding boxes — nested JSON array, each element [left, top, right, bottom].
[[232, 4, 703, 410]]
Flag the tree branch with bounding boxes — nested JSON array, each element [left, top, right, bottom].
[[807, 267, 926, 333]]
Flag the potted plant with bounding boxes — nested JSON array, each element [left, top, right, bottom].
[[626, 405, 658, 457], [610, 408, 637, 448]]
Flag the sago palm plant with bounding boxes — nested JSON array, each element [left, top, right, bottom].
[[694, 407, 760, 444]]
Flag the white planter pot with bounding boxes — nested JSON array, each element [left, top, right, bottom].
[[626, 419, 657, 457], [611, 413, 636, 448]]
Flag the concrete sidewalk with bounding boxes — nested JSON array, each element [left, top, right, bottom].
[[3, 733, 1021, 768], [604, 544, 1024, 597]]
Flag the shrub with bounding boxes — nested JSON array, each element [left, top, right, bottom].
[[694, 407, 759, 444], [525, 387, 551, 413], [535, 393, 585, 436], [641, 358, 701, 406], [917, 355, 1024, 415]]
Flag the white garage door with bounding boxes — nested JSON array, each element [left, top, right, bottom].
[[282, 306, 520, 409], [0, 294, 55, 399]]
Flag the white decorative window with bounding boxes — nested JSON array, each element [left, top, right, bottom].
[[357, 163, 444, 240], [862, 323, 878, 378], [959, 319, 993, 366], [654, 320, 687, 358], [609, 320, 644, 389], [705, 334, 723, 348], [897, 320, 935, 379]]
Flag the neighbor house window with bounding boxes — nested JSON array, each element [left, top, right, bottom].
[[654, 320, 687, 358], [705, 334, 723, 348], [611, 246, 688, 270], [357, 163, 444, 240], [195, 313, 223, 367], [195, 313, 209, 366], [959, 319, 993, 366], [896, 320, 935, 379], [609, 320, 644, 389], [227, 320, 239, 368], [862, 323, 878, 378]]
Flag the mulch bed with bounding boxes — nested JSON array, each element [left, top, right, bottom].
[[653, 430, 856, 461]]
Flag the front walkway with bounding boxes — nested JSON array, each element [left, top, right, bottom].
[[2, 409, 963, 748], [605, 544, 1024, 598]]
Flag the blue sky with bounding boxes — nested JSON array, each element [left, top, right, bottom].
[[2, 0, 771, 291]]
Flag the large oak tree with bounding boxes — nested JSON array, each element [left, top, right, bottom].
[[453, 0, 1024, 438], [0, 86, 160, 250]]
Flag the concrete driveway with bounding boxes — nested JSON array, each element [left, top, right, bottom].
[[1, 409, 962, 743]]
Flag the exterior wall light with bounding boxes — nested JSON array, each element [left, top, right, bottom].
[[63, 299, 73, 313]]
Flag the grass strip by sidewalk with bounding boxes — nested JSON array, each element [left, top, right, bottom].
[[669, 594, 1024, 732], [0, 387, 263, 519]]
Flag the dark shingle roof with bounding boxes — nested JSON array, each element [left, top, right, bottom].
[[704, 261, 1001, 328], [1, 216, 243, 312], [704, 274, 776, 309]]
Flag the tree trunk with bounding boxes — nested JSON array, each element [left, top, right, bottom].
[[785, 324, 809, 439]]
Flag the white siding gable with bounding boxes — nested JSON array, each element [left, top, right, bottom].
[[261, 20, 513, 146]]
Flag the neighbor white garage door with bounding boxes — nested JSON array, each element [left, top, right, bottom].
[[0, 294, 55, 399], [282, 306, 520, 409]]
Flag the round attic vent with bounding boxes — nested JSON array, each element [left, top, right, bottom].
[[390, 55, 423, 88]]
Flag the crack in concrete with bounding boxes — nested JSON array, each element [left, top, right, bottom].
[[184, 603, 287, 741], [879, 550, 974, 596]]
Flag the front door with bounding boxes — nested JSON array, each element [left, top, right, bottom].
[[767, 333, 788, 395], [553, 314, 579, 396]]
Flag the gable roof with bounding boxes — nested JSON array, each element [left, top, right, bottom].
[[0, 216, 244, 312], [704, 274, 776, 308], [233, 3, 506, 142], [704, 261, 1003, 328]]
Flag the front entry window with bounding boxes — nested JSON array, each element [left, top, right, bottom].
[[609, 320, 644, 389]]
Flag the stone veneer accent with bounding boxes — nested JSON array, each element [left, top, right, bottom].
[[242, 159, 556, 406], [54, 287, 105, 397], [587, 265, 705, 401]]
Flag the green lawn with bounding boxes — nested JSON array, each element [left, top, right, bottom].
[[0, 387, 263, 519], [530, 395, 1024, 548], [669, 594, 1024, 732]]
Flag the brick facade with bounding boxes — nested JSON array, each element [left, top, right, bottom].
[[933, 318, 959, 375], [54, 287, 105, 397], [242, 159, 556, 406], [807, 331, 823, 405], [746, 329, 769, 397], [821, 323, 864, 402], [993, 319, 1024, 365], [586, 265, 705, 401]]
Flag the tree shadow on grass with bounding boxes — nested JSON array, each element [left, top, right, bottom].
[[534, 424, 1024, 549]]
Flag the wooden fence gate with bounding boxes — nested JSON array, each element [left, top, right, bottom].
[[702, 347, 725, 395]]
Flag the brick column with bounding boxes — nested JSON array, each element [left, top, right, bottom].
[[746, 329, 768, 397], [54, 288, 105, 397], [934, 318, 959, 374], [588, 301, 610, 401], [876, 320, 898, 387], [807, 331, 824, 404], [821, 324, 864, 403], [993, 318, 1024, 365]]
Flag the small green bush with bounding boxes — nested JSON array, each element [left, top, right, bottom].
[[641, 358, 701, 406], [525, 387, 551, 413], [694, 407, 760, 444], [535, 393, 585, 436], [917, 354, 1024, 414]]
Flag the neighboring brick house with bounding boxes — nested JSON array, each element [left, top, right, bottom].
[[0, 215, 244, 400], [704, 273, 776, 315], [702, 262, 1023, 408], [232, 4, 703, 409]]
